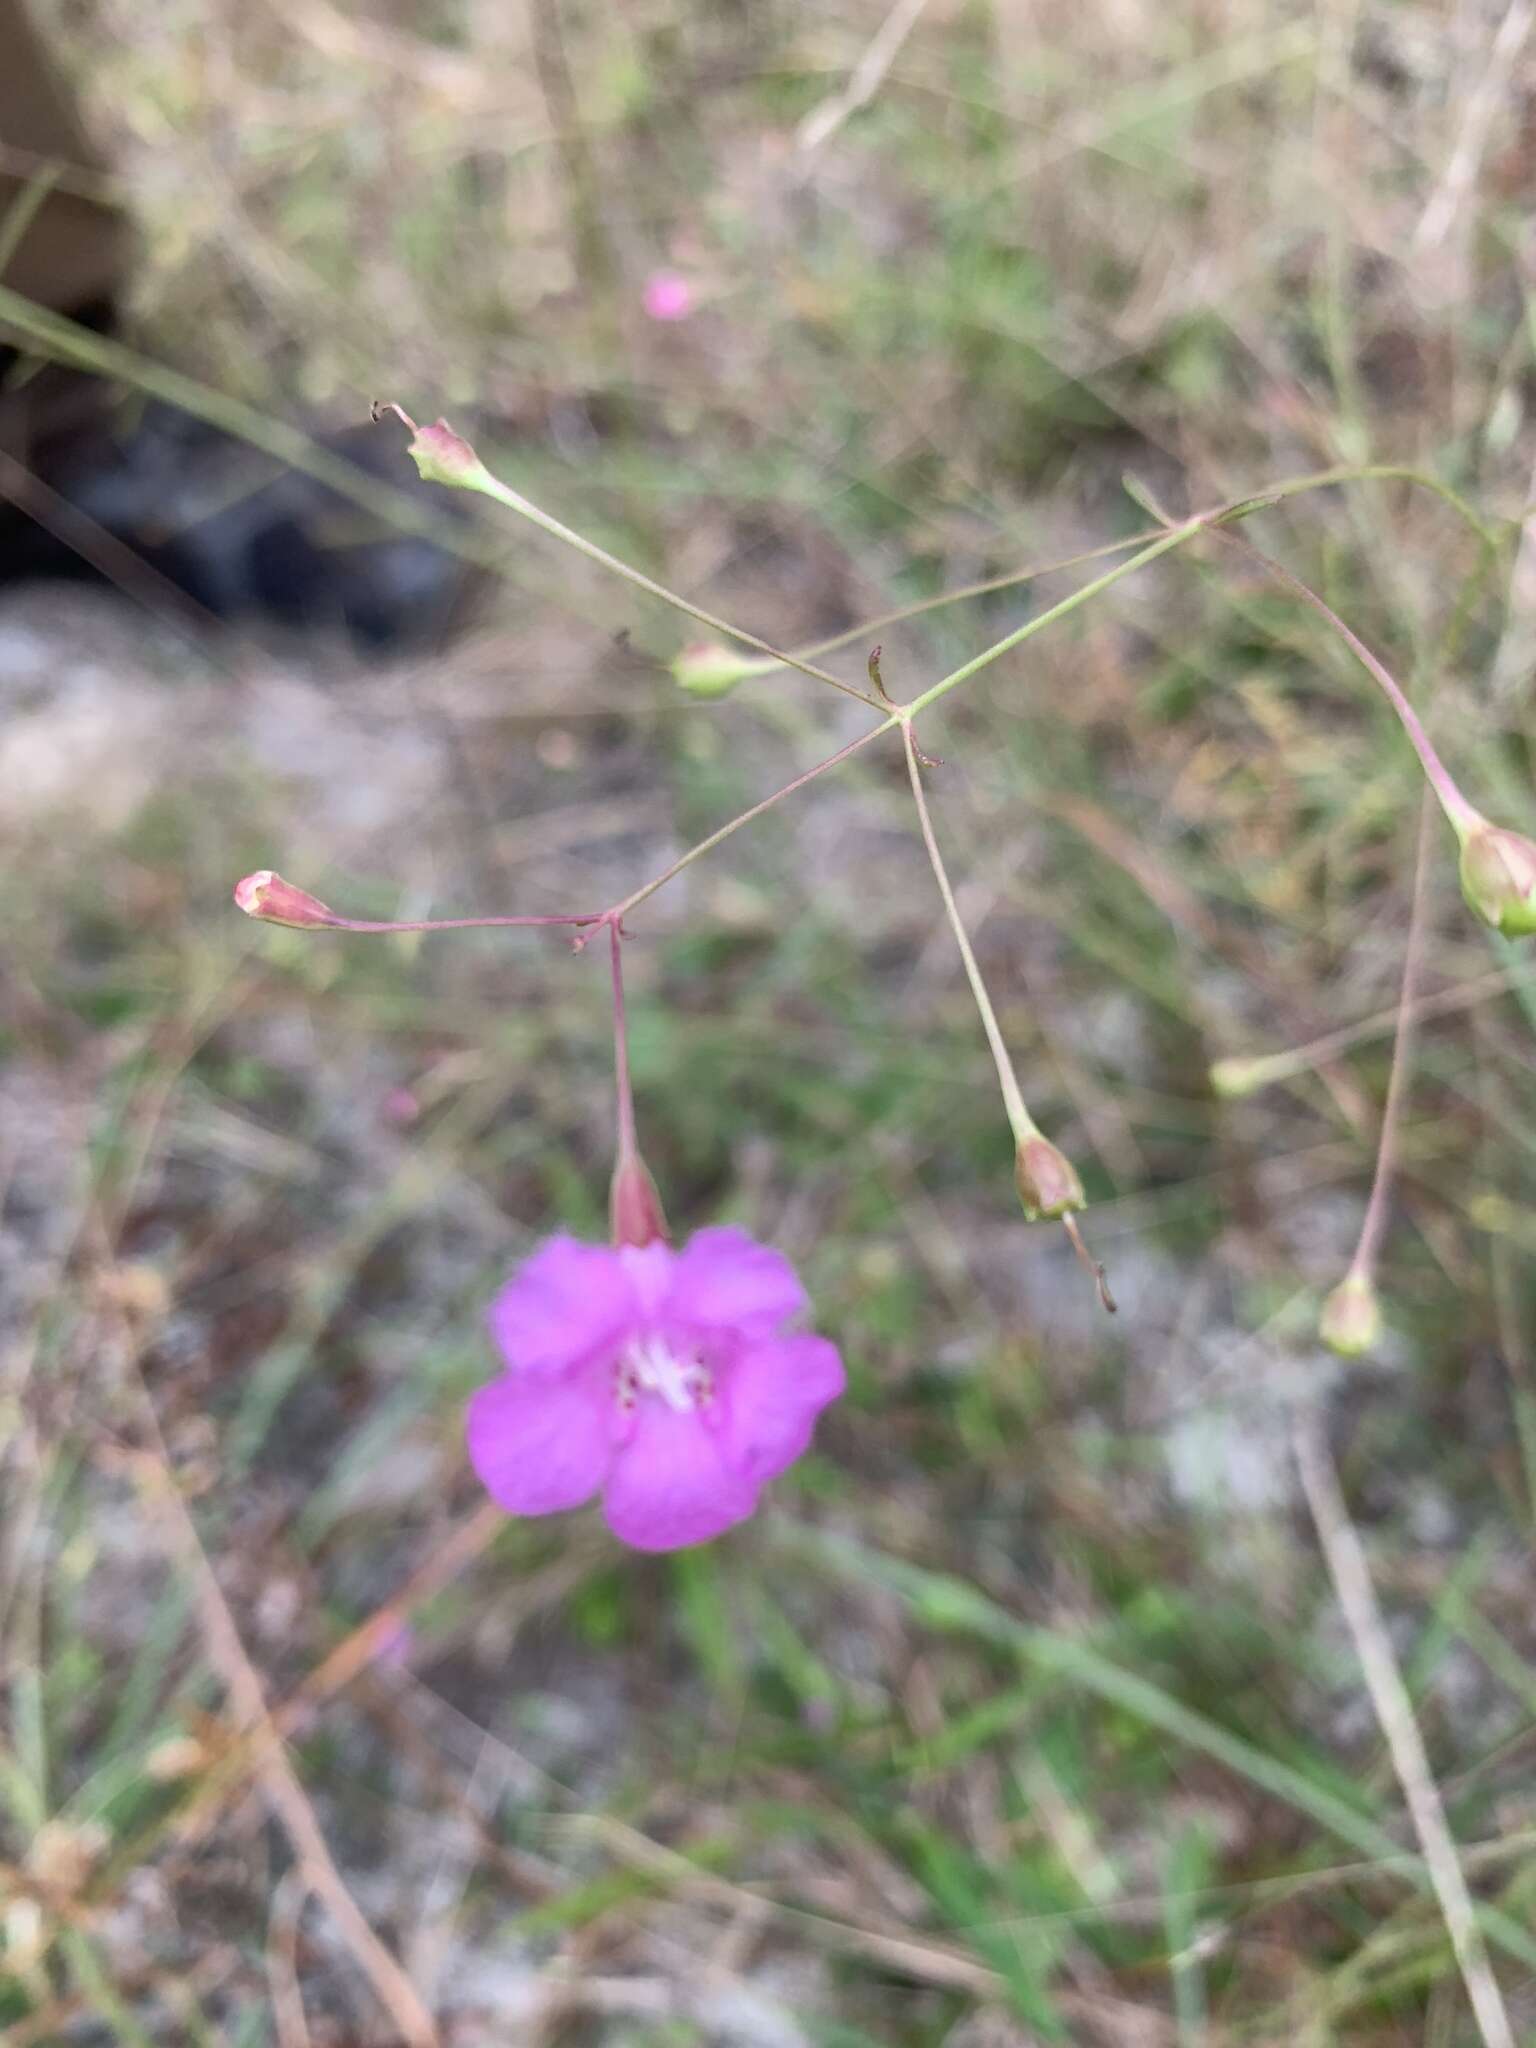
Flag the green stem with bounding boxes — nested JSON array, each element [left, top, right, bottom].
[[906, 521, 1203, 719], [757, 463, 1499, 680], [608, 919, 637, 1162], [430, 448, 885, 711], [1216, 531, 1484, 839], [1348, 792, 1434, 1282], [900, 722, 1038, 1145], [607, 718, 899, 922]]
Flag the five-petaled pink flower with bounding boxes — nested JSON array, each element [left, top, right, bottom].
[[466, 1229, 844, 1551]]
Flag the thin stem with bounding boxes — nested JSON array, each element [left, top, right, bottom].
[[772, 464, 1492, 682], [906, 521, 1203, 720], [609, 919, 637, 1161], [1292, 1414, 1516, 2048], [328, 910, 599, 935], [608, 717, 899, 922], [1216, 962, 1533, 1096], [900, 722, 1036, 1145], [4, 286, 1495, 698], [1214, 530, 1483, 838], [391, 419, 884, 712], [1349, 792, 1434, 1281]]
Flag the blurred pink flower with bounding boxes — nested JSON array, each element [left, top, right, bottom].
[[466, 1229, 843, 1551], [642, 270, 694, 323], [382, 1086, 421, 1126]]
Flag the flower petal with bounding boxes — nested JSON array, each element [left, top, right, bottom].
[[487, 1236, 635, 1375], [601, 1407, 758, 1552], [466, 1370, 613, 1516], [665, 1226, 807, 1340], [720, 1334, 845, 1485]]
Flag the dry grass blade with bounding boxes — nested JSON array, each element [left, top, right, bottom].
[[1291, 1413, 1516, 2048], [1415, 0, 1536, 256], [796, 0, 933, 156], [131, 1418, 441, 2047]]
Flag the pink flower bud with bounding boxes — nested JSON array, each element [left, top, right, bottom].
[[233, 870, 343, 929], [610, 1149, 670, 1248], [1318, 1270, 1382, 1357], [1014, 1135, 1085, 1221], [408, 417, 492, 491], [1458, 823, 1536, 937], [373, 400, 492, 492]]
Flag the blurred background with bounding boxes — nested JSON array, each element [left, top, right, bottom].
[[5, 0, 1536, 2041]]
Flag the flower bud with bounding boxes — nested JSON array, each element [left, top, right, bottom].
[[670, 641, 777, 700], [1210, 1056, 1266, 1099], [610, 1148, 670, 1248], [1318, 1270, 1382, 1357], [233, 870, 343, 928], [377, 408, 491, 491], [1458, 824, 1536, 937], [1014, 1134, 1085, 1221]]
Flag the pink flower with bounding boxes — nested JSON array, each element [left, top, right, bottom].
[[466, 1229, 844, 1552], [642, 270, 694, 323]]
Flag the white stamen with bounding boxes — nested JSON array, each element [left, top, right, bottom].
[[623, 1334, 700, 1413]]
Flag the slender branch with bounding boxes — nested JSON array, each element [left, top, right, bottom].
[[906, 521, 1204, 720], [0, 285, 1495, 698], [470, 462, 885, 710], [900, 722, 1035, 1144], [235, 724, 906, 956], [755, 463, 1496, 684], [321, 911, 598, 935], [1211, 961, 1532, 1097], [900, 725, 1113, 1306], [372, 404, 884, 712], [607, 717, 899, 922], [233, 453, 1504, 989], [1349, 792, 1434, 1281], [1292, 1414, 1516, 2048], [609, 920, 637, 1161], [1213, 530, 1482, 837]]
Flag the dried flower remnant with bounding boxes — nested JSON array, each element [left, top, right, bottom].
[[466, 1230, 844, 1551]]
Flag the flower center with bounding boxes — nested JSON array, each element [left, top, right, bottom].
[[617, 1333, 712, 1414]]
